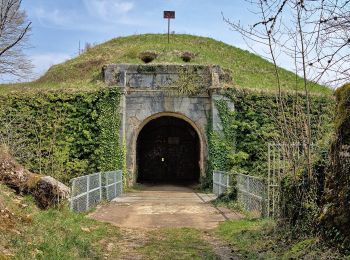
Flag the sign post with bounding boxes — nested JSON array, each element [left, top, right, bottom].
[[163, 11, 175, 43]]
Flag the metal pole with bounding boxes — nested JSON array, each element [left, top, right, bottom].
[[86, 175, 90, 211], [114, 172, 117, 198], [70, 180, 75, 211], [106, 172, 109, 201], [99, 173, 102, 202], [168, 18, 170, 43]]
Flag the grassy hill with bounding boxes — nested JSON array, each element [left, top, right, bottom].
[[0, 34, 332, 94]]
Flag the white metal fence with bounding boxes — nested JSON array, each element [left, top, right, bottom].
[[213, 171, 230, 196], [70, 170, 123, 212], [213, 143, 312, 218], [267, 143, 312, 218], [105, 171, 123, 201], [213, 171, 267, 216], [236, 173, 267, 215]]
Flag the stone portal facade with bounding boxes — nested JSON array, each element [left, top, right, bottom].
[[104, 64, 233, 184]]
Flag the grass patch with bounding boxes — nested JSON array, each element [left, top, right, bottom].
[[212, 195, 244, 212], [216, 219, 349, 259], [124, 183, 145, 193], [211, 197, 263, 219], [216, 218, 274, 259], [0, 184, 121, 259], [138, 228, 218, 260], [0, 34, 332, 95]]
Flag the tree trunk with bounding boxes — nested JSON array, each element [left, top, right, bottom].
[[0, 146, 70, 209]]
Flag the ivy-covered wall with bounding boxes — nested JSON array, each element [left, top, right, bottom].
[[207, 87, 335, 235], [207, 88, 334, 178], [0, 88, 123, 184]]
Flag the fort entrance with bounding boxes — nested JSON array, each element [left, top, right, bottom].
[[137, 116, 200, 184], [104, 64, 233, 185]]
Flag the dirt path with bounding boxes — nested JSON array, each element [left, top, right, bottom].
[[90, 184, 242, 259], [115, 228, 148, 260], [90, 184, 241, 229]]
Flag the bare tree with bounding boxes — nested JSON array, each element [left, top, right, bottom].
[[223, 0, 349, 166], [223, 1, 350, 223], [223, 0, 349, 87], [0, 0, 32, 79]]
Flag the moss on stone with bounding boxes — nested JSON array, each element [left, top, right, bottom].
[[321, 82, 350, 249], [334, 83, 350, 129]]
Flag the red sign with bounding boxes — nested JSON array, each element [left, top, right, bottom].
[[164, 11, 175, 19]]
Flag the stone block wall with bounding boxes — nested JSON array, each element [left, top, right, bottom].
[[104, 64, 232, 184]]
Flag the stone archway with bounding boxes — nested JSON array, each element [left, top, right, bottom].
[[136, 116, 200, 184], [108, 64, 231, 185]]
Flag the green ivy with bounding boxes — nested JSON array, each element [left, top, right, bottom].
[[0, 88, 123, 184], [95, 88, 122, 172], [206, 87, 335, 234], [207, 88, 334, 178]]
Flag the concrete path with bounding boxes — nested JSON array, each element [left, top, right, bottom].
[[89, 184, 242, 229]]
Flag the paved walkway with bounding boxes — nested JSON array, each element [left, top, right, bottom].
[[89, 184, 242, 229]]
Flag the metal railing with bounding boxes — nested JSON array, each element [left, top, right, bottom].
[[267, 142, 314, 218], [105, 170, 123, 201], [213, 170, 230, 196], [70, 171, 123, 212], [213, 171, 268, 216], [235, 173, 267, 216]]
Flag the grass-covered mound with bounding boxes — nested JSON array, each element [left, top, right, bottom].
[[0, 34, 331, 94]]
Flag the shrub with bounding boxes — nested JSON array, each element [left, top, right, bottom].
[[180, 51, 195, 62], [138, 51, 158, 63]]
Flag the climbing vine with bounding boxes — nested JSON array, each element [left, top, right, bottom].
[[96, 88, 123, 172], [207, 88, 334, 178], [206, 87, 335, 234], [0, 88, 123, 184], [165, 66, 212, 96]]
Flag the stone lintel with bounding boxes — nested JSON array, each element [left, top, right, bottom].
[[103, 64, 232, 91]]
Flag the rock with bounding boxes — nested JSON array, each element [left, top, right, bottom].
[[81, 227, 91, 233], [320, 83, 350, 245], [107, 243, 114, 252], [19, 204, 28, 208]]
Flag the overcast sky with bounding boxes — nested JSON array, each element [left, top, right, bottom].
[[5, 1, 258, 82]]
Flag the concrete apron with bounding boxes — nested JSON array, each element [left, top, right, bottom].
[[89, 184, 242, 229]]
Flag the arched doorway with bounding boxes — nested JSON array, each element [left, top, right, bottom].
[[137, 116, 200, 184]]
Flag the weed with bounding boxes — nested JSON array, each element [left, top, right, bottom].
[[216, 219, 348, 259], [138, 228, 218, 260]]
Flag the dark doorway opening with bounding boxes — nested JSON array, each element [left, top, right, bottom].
[[137, 116, 200, 184]]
